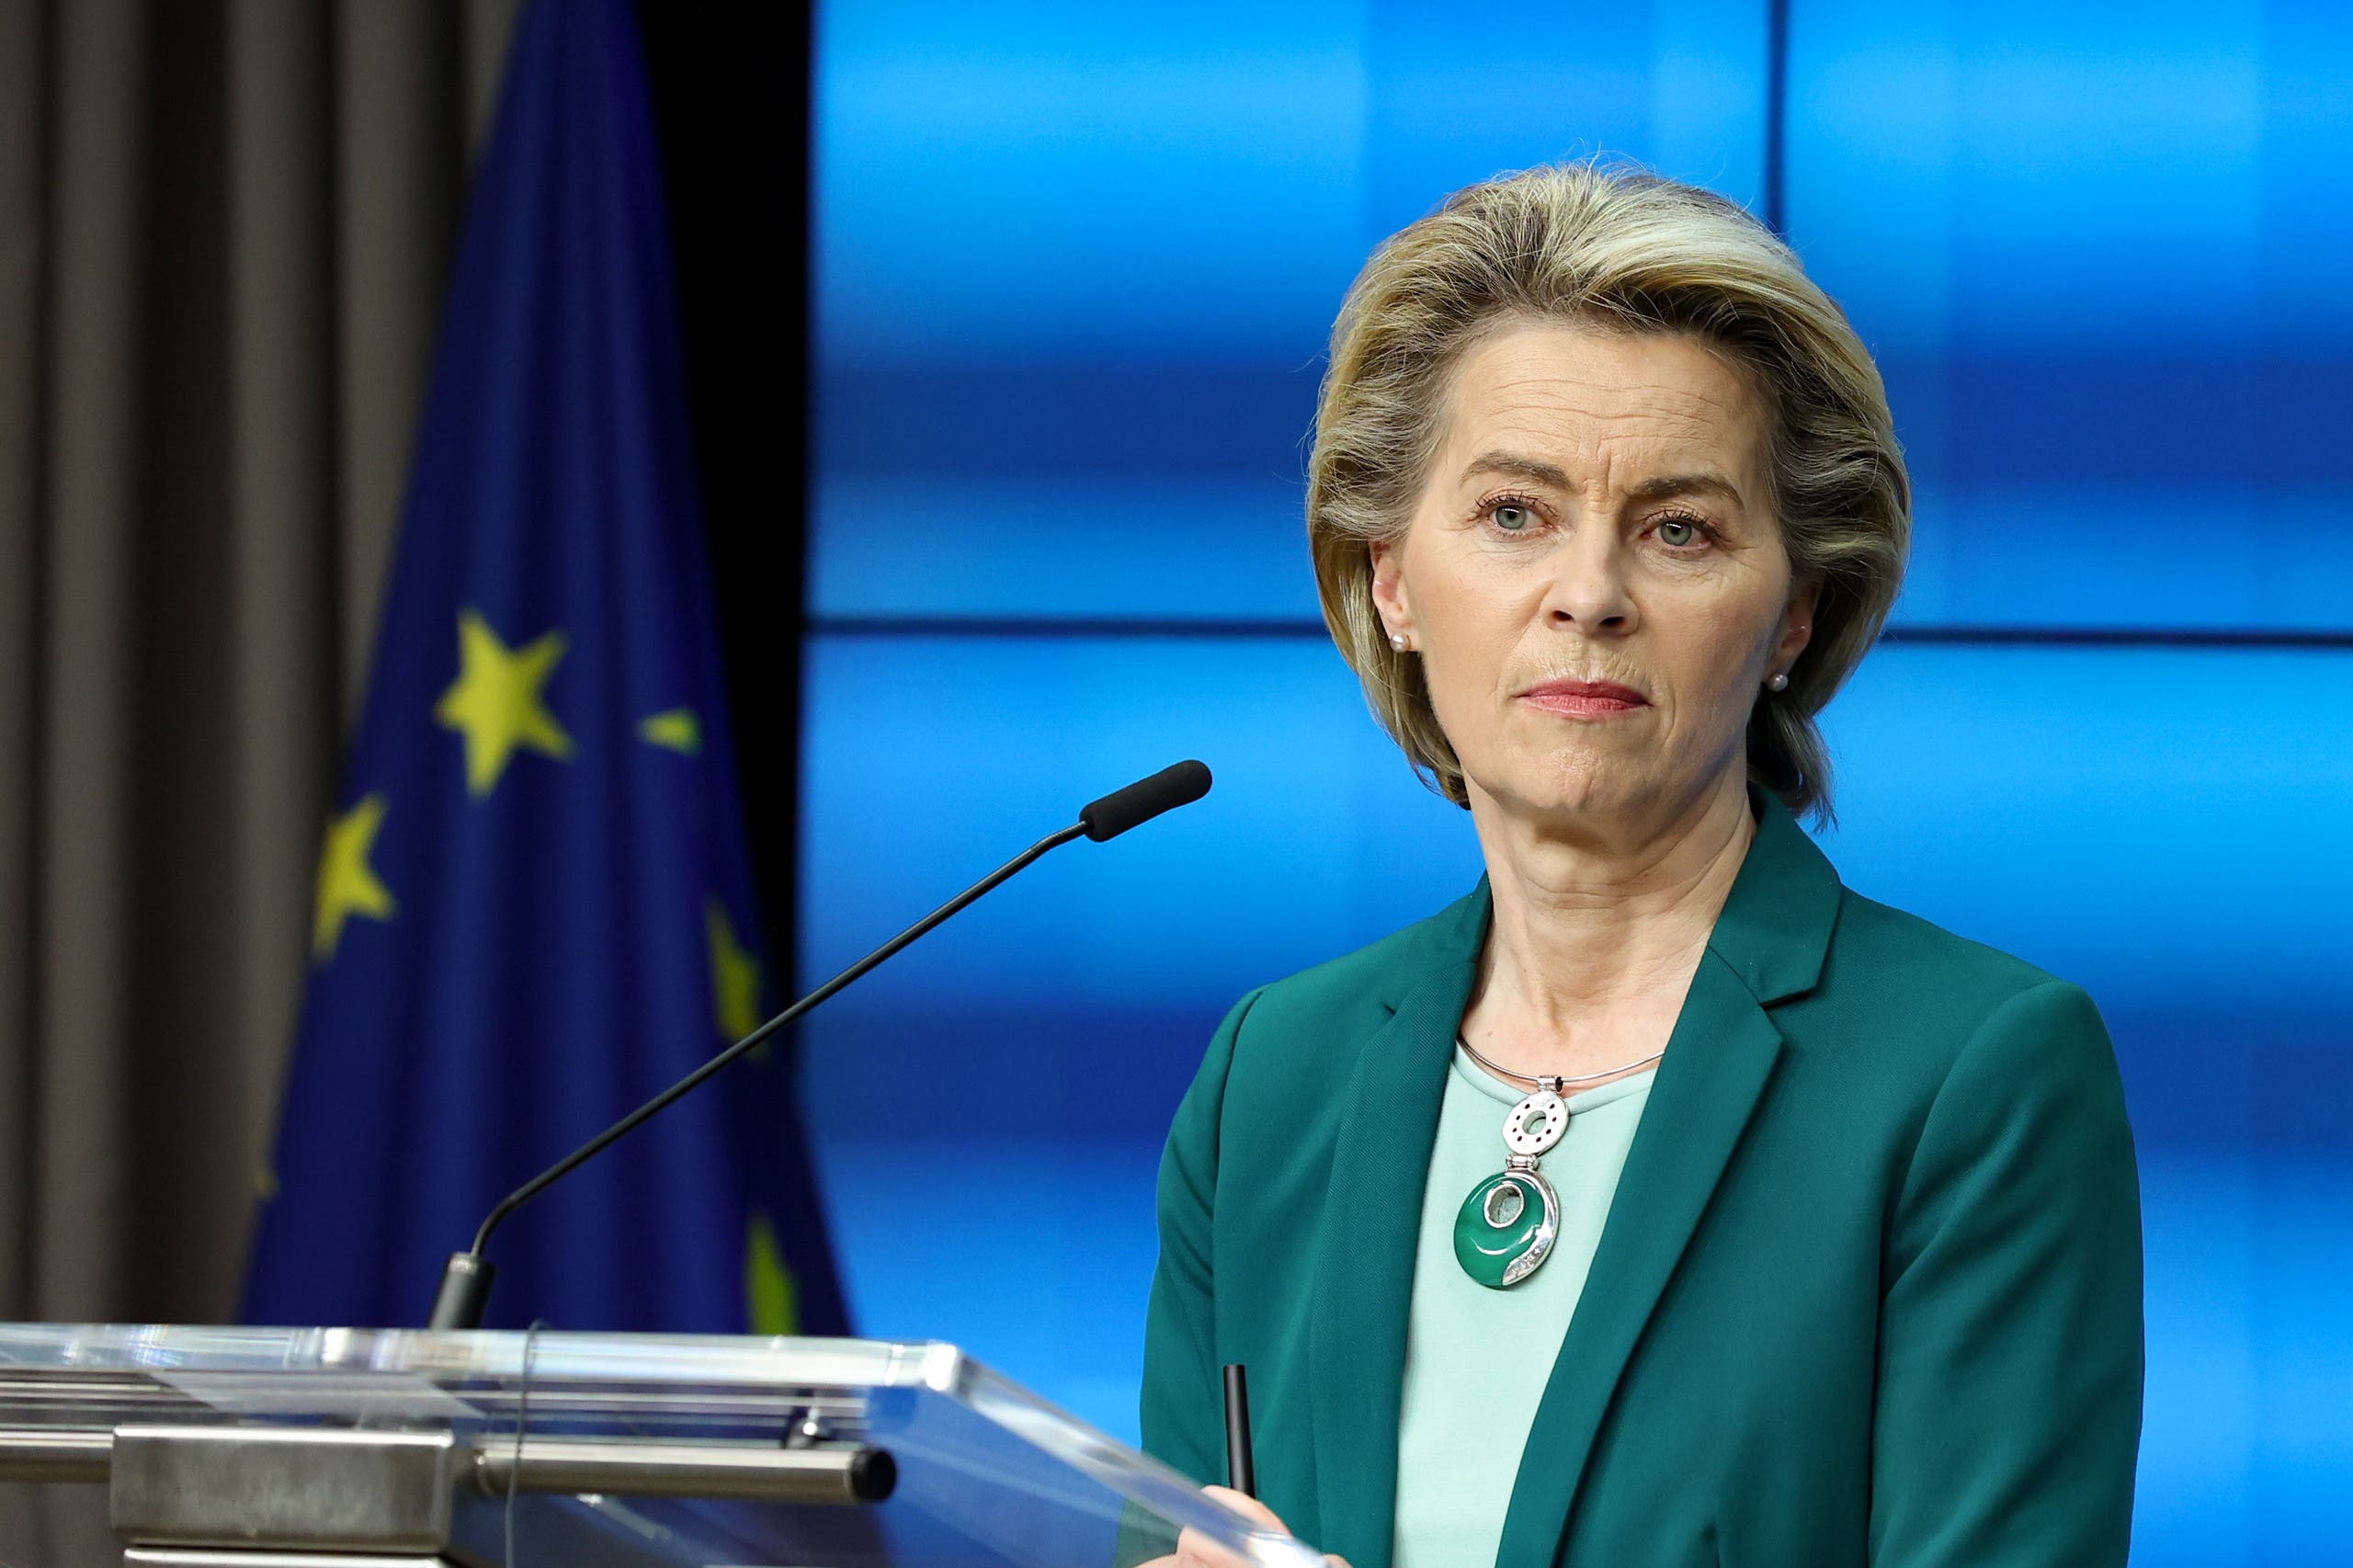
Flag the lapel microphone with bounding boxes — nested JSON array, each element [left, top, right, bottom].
[[425, 759, 1213, 1331]]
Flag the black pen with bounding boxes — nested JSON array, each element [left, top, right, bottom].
[[1222, 1362, 1256, 1498]]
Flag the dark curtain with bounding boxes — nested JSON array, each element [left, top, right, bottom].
[[0, 1, 519, 1558]]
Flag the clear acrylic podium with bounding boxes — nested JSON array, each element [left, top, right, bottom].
[[0, 1324, 1320, 1567]]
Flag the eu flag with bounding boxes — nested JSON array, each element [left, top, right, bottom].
[[244, 0, 847, 1335]]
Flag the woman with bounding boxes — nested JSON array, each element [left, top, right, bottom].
[[1138, 161, 2143, 1568]]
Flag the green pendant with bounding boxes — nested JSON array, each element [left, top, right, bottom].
[[1453, 1168, 1560, 1289]]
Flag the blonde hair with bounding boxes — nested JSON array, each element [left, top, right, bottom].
[[1307, 158, 1909, 825]]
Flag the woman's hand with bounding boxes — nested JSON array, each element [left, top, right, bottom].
[[1139, 1484, 1352, 1568]]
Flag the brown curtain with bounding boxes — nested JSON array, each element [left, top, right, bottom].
[[0, 0, 517, 1557]]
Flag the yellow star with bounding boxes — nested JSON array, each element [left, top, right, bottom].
[[434, 609, 574, 797], [745, 1211, 801, 1335], [639, 707, 702, 755], [707, 900, 763, 1040], [313, 793, 397, 960]]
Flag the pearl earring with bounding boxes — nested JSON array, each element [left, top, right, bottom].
[[1391, 633, 1409, 652], [1766, 672, 1790, 692]]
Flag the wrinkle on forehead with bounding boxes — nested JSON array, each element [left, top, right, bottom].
[[1436, 323, 1768, 494], [1482, 365, 1745, 425]]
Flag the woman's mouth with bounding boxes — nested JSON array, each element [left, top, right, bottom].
[[1517, 679, 1650, 719]]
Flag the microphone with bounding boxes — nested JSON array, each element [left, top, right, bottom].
[[424, 760, 1214, 1331], [1080, 758, 1211, 842]]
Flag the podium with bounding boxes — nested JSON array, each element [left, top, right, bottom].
[[0, 1324, 1319, 1567]]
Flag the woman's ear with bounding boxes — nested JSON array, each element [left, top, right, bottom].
[[1370, 538, 1415, 648], [1774, 574, 1822, 671]]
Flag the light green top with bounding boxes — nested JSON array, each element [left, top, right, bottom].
[[1392, 1048, 1657, 1568]]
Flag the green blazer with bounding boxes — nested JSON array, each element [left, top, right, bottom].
[[1139, 788, 2143, 1567]]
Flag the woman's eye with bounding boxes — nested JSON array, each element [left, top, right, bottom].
[[1655, 516, 1707, 549], [1494, 505, 1532, 531]]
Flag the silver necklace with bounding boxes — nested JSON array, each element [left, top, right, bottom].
[[1449, 1033, 1663, 1290], [1454, 1033, 1665, 1091]]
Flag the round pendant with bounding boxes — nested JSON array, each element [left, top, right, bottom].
[[1502, 1089, 1568, 1156], [1453, 1167, 1560, 1290]]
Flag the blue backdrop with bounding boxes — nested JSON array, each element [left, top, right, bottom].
[[803, 4, 2351, 1562]]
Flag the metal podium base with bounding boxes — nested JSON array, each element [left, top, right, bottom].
[[1, 1418, 886, 1567], [109, 1425, 464, 1558]]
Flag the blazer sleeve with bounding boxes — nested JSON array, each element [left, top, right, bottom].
[[1137, 985, 1261, 1488], [1870, 979, 2145, 1566]]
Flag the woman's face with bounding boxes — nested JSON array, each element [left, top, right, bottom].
[[1371, 319, 1815, 832]]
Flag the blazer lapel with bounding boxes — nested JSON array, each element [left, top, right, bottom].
[[1491, 953, 1787, 1568], [1494, 790, 1840, 1568], [1311, 887, 1490, 1568]]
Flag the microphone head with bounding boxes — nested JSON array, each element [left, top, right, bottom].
[[1079, 759, 1212, 843]]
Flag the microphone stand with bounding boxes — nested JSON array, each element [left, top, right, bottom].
[[426, 823, 1087, 1331]]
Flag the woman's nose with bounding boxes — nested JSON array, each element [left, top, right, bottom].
[[1540, 538, 1636, 632]]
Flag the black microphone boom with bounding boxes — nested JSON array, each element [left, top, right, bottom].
[[424, 760, 1213, 1332]]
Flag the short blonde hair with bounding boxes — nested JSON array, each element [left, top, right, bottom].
[[1307, 158, 1909, 825]]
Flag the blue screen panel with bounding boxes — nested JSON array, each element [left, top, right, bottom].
[[806, 5, 2352, 1558], [813, 0, 1771, 623], [1785, 0, 2353, 633]]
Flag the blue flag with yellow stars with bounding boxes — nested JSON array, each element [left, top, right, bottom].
[[244, 0, 847, 1336]]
